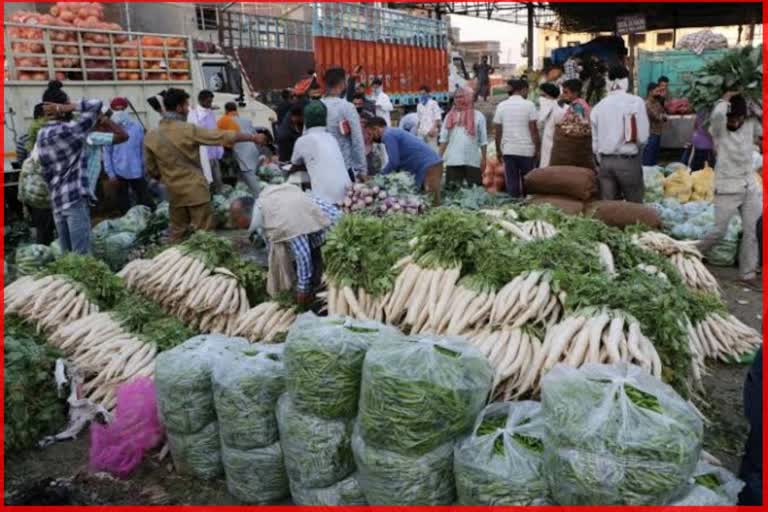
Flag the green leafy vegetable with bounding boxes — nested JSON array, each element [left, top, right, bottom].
[[42, 254, 127, 309], [4, 315, 66, 453], [284, 313, 403, 419], [358, 336, 492, 456]]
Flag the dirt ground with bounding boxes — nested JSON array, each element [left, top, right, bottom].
[[4, 261, 761, 505]]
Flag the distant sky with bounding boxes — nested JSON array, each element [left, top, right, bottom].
[[448, 14, 537, 66]]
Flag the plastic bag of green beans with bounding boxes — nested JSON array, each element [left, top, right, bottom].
[[671, 461, 744, 505], [213, 344, 286, 449], [289, 473, 368, 505], [358, 335, 492, 456], [284, 313, 403, 419], [454, 401, 550, 505], [541, 363, 703, 505], [155, 335, 249, 434], [221, 442, 289, 504], [352, 423, 455, 505], [167, 421, 223, 480], [276, 394, 355, 489]]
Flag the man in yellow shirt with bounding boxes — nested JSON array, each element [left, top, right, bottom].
[[144, 89, 261, 241]]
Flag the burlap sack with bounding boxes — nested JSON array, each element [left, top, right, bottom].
[[528, 195, 585, 216], [585, 200, 662, 229], [524, 166, 598, 201], [549, 130, 595, 171]]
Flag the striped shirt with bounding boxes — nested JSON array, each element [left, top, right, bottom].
[[37, 99, 103, 213], [288, 196, 342, 293]]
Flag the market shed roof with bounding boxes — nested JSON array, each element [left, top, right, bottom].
[[548, 2, 762, 33]]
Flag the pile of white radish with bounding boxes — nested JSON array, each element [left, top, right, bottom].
[[118, 248, 249, 336], [48, 313, 156, 410], [233, 302, 297, 342], [4, 275, 99, 333], [633, 231, 720, 296], [471, 308, 663, 400], [520, 219, 558, 240], [685, 312, 762, 382], [337, 183, 426, 216]]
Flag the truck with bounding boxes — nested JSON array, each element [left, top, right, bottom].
[[3, 20, 277, 179], [218, 2, 467, 109]]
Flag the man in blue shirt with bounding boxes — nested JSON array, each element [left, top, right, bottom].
[[366, 116, 444, 205], [104, 97, 154, 213]]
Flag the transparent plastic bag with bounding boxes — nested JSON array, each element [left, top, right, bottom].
[[289, 473, 368, 505], [671, 461, 744, 505], [285, 313, 402, 419], [213, 344, 286, 449], [642, 166, 665, 203], [540, 363, 702, 505], [352, 423, 455, 505], [454, 401, 550, 505], [221, 442, 289, 504], [89, 377, 164, 478], [276, 394, 354, 488], [155, 335, 250, 434], [706, 216, 742, 266], [167, 421, 223, 480], [358, 335, 492, 456]]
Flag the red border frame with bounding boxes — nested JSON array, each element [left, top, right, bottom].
[[0, 0, 765, 510]]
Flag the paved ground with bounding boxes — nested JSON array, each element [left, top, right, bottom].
[[4, 260, 761, 505]]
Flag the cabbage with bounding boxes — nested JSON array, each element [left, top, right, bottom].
[[102, 231, 137, 271]]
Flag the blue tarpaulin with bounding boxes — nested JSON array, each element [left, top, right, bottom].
[[550, 36, 627, 66]]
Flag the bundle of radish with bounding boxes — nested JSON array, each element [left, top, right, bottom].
[[467, 327, 543, 400], [232, 302, 297, 342], [687, 312, 762, 364], [511, 308, 663, 398], [632, 232, 719, 296], [488, 271, 563, 330], [520, 220, 558, 240], [48, 313, 156, 410], [119, 233, 265, 336]]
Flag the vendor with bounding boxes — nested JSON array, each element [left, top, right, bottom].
[[697, 92, 762, 290], [366, 116, 444, 205], [229, 184, 342, 306]]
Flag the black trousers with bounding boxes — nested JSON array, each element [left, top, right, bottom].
[[116, 177, 154, 214], [28, 206, 55, 245], [738, 346, 763, 505]]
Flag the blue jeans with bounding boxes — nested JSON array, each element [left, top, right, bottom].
[[502, 155, 535, 198], [642, 134, 661, 166], [53, 198, 91, 254]]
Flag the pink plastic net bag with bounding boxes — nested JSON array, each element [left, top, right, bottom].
[[89, 377, 165, 478]]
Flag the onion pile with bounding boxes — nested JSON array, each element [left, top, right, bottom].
[[337, 183, 426, 216]]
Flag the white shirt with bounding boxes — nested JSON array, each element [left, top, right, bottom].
[[438, 110, 488, 168], [416, 99, 442, 137], [290, 127, 351, 204], [373, 90, 394, 126], [537, 97, 562, 168], [710, 100, 761, 194], [590, 90, 650, 156], [493, 95, 538, 157]]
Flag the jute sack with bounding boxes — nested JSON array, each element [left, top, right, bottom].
[[585, 200, 662, 229], [528, 195, 585, 216], [524, 166, 598, 201]]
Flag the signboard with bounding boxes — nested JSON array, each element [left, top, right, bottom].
[[616, 14, 646, 34]]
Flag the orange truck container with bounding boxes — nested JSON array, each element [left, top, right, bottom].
[[218, 3, 452, 107], [311, 3, 449, 106]]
